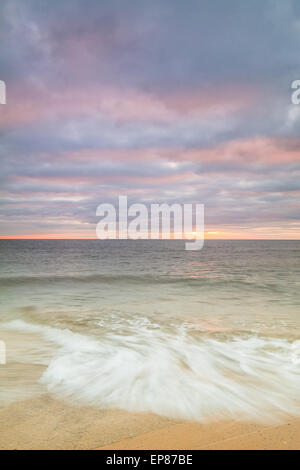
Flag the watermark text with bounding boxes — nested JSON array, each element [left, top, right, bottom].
[[0, 80, 6, 104], [291, 80, 300, 104], [96, 196, 204, 250], [0, 340, 6, 365]]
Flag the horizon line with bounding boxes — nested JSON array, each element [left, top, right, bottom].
[[0, 236, 299, 241]]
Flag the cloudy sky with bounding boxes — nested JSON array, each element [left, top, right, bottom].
[[0, 0, 300, 239]]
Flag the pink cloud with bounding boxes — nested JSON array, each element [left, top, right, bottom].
[[170, 137, 300, 165], [0, 83, 261, 128]]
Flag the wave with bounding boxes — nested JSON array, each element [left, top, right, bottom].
[[1, 319, 299, 423], [0, 273, 198, 286], [0, 274, 289, 294]]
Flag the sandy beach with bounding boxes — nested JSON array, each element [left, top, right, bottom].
[[0, 394, 299, 450]]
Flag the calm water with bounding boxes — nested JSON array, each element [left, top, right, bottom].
[[0, 240, 299, 422]]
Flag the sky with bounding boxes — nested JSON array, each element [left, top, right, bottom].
[[0, 0, 300, 239]]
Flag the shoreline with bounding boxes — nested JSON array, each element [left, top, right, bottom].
[[0, 395, 299, 450]]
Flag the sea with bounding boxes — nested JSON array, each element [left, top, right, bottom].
[[0, 239, 299, 423]]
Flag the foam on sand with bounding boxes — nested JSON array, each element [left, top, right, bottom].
[[1, 319, 299, 423]]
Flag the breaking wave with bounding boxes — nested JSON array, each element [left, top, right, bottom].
[[2, 319, 300, 423]]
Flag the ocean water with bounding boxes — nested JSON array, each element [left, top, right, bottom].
[[0, 239, 299, 423]]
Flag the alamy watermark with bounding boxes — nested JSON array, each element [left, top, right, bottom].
[[0, 341, 6, 365], [291, 342, 300, 365], [0, 80, 6, 104], [96, 196, 204, 250], [291, 80, 300, 105]]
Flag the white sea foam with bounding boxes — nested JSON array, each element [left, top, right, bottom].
[[1, 319, 300, 423]]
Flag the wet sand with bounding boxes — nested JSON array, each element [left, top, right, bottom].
[[0, 394, 299, 450]]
